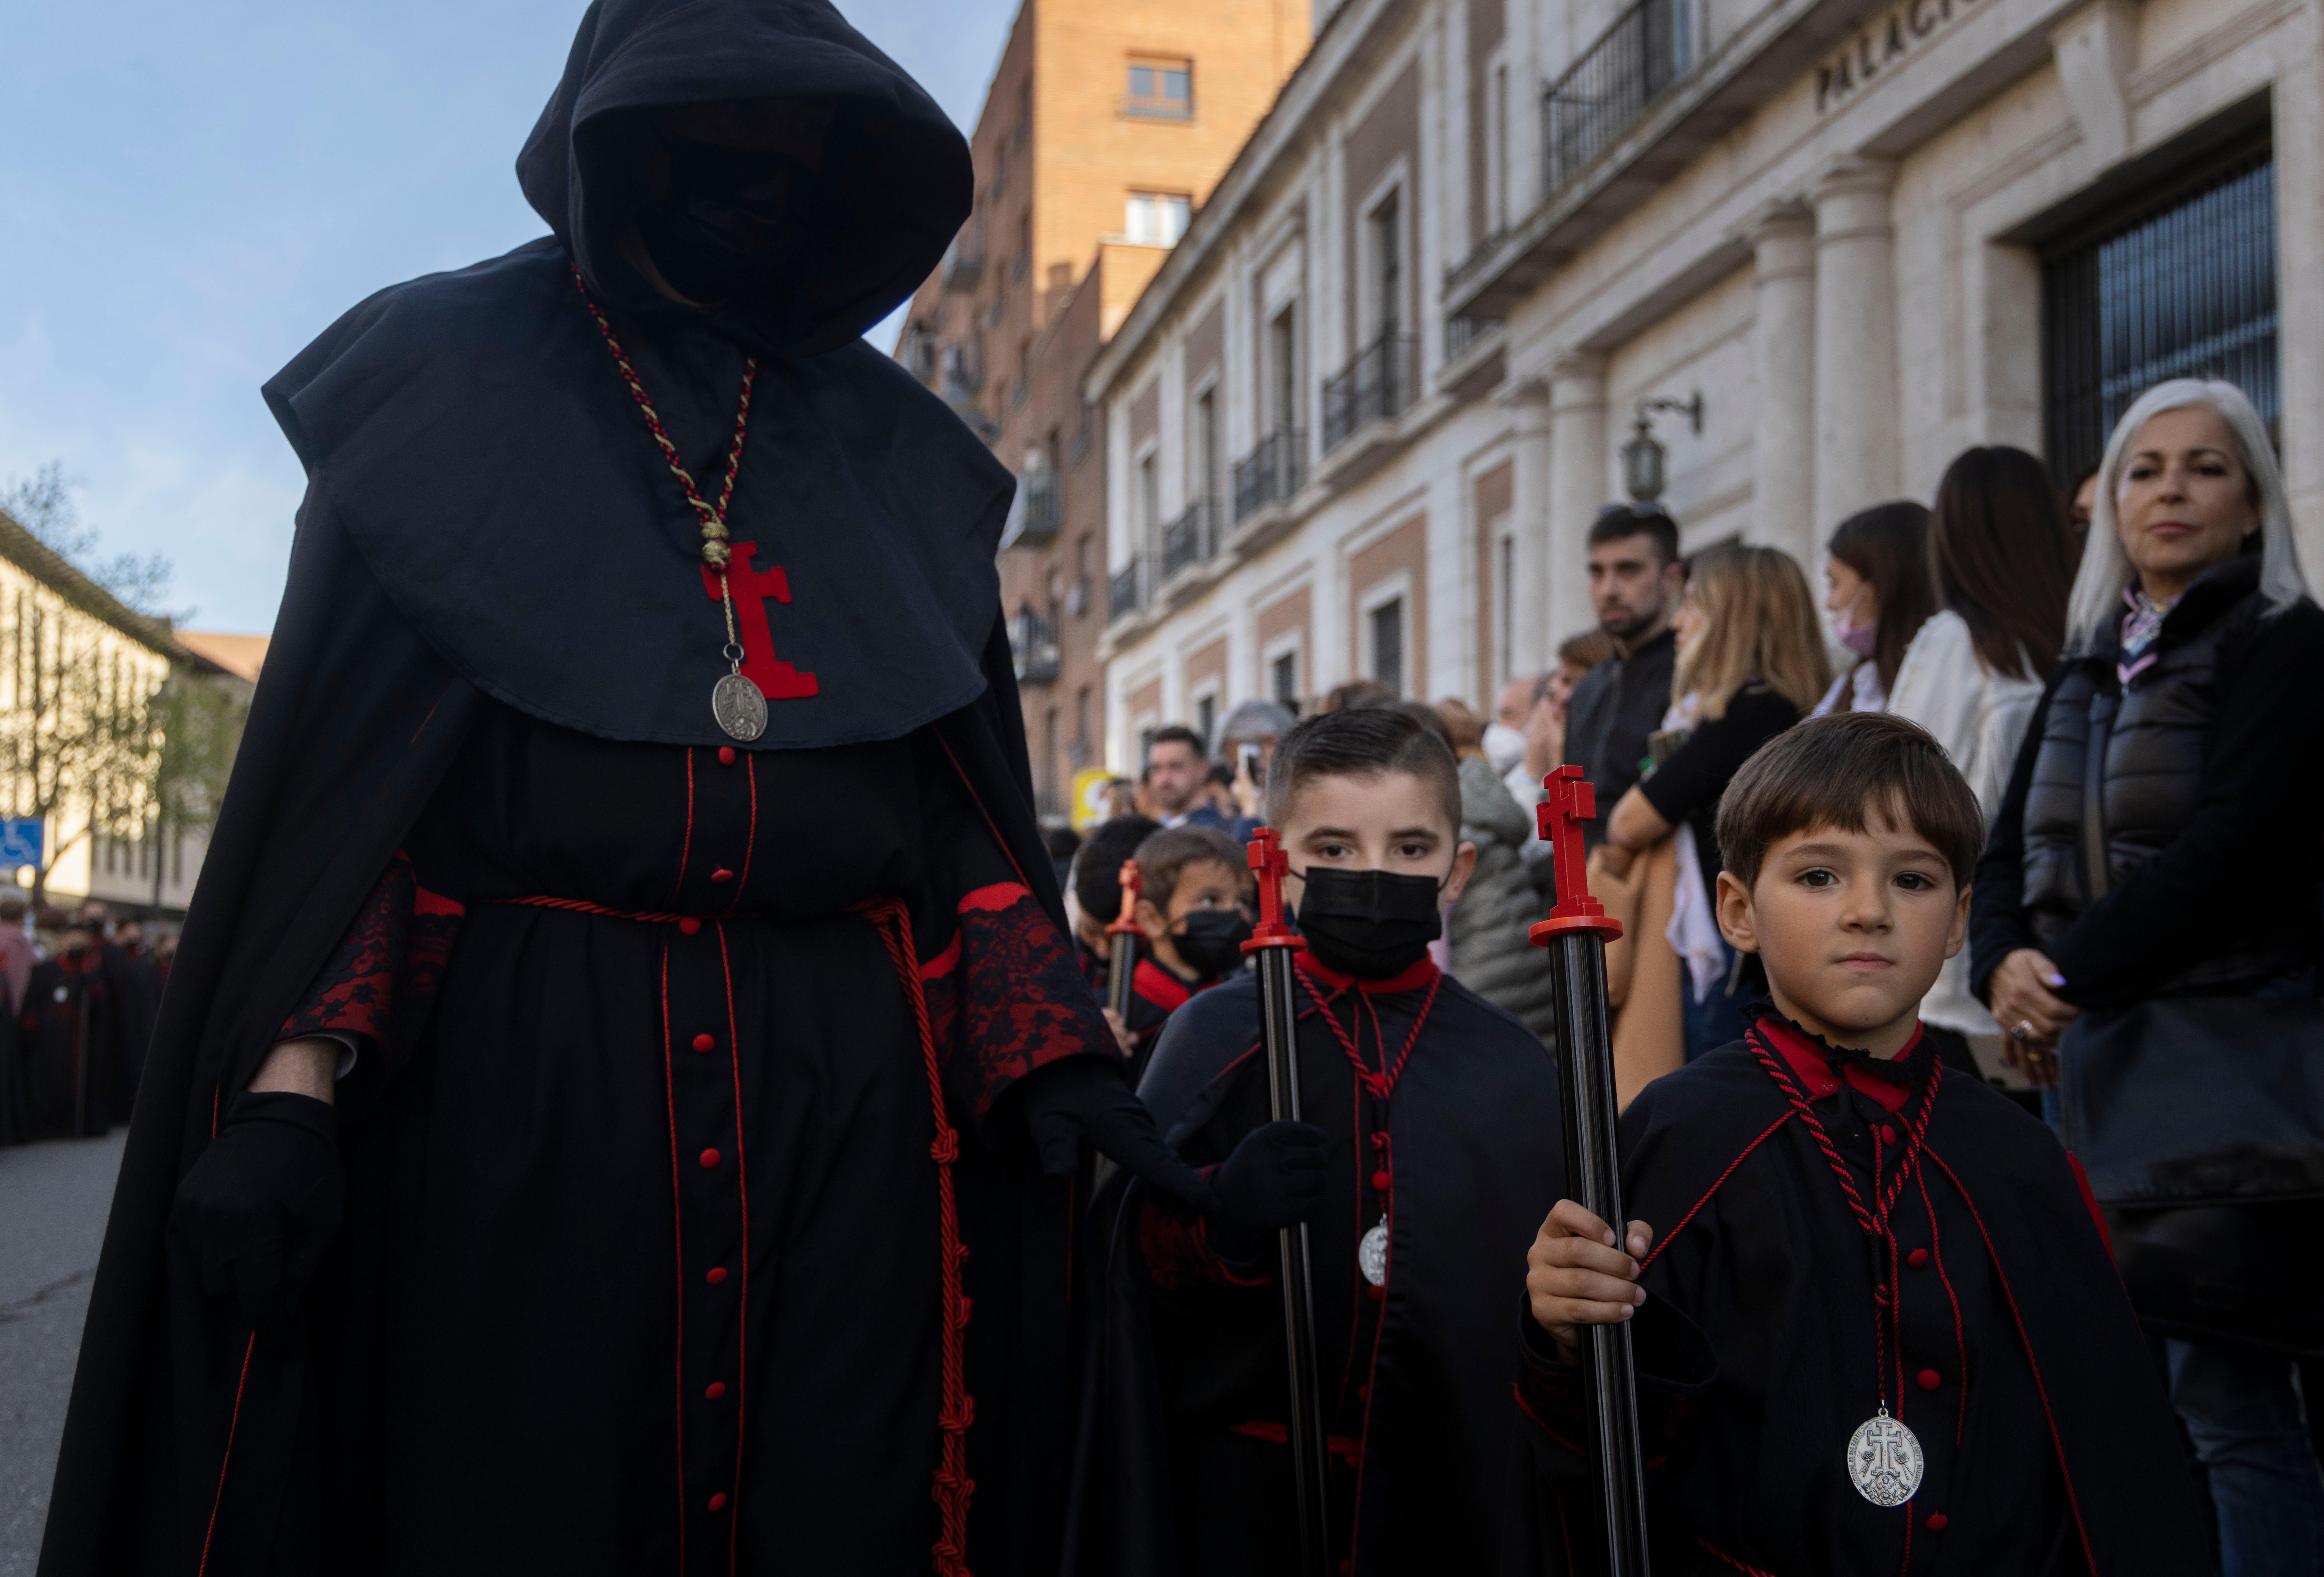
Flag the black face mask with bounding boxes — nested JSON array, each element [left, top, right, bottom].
[[1294, 866, 1444, 979], [1172, 909, 1254, 982], [638, 133, 804, 306]]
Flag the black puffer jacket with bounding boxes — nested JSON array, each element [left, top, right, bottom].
[[1971, 554, 2324, 1011]]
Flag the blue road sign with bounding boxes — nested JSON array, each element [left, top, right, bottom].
[[0, 817, 43, 871]]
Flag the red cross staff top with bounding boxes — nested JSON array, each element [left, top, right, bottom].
[[700, 541, 819, 700], [1529, 765, 1624, 943]]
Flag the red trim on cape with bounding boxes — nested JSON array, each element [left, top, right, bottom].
[[1131, 958, 1193, 1013], [2066, 1153, 2114, 1259], [1923, 1146, 2098, 1575], [1294, 950, 1440, 995], [1228, 1418, 1364, 1462], [194, 1332, 258, 1577], [957, 881, 1031, 914], [1637, 1110, 1795, 1274], [1753, 1015, 1923, 1114]]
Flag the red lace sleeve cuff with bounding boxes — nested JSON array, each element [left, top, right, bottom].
[[278, 850, 464, 1064]]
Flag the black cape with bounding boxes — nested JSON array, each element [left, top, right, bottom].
[[1506, 1023, 2213, 1576], [38, 4, 1103, 1574], [1065, 956, 1566, 1576]]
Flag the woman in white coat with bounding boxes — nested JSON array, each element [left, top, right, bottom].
[[1887, 445, 2079, 1078]]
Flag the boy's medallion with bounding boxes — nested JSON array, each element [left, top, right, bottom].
[[1847, 1406, 1924, 1506], [1358, 1218, 1390, 1286]]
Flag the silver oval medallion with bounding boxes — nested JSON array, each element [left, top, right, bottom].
[[711, 672, 768, 743], [1358, 1218, 1390, 1287], [1847, 1407, 1924, 1507]]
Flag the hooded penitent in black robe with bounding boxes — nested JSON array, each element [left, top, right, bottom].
[[1065, 953, 1565, 1576], [1506, 1015, 2213, 1576], [38, 5, 1118, 1575], [98, 940, 162, 1124], [21, 950, 118, 1140]]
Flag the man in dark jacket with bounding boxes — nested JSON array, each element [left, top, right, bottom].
[[1564, 505, 1685, 846]]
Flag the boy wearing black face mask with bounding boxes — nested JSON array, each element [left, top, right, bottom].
[[1067, 707, 1568, 1577], [1130, 824, 1254, 998]]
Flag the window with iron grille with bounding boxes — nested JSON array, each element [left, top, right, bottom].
[[2042, 145, 2277, 487]]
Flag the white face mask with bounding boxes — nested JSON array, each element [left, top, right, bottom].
[[1482, 721, 1527, 776]]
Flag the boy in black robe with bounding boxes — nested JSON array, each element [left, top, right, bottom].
[[1515, 712, 2209, 1574], [1114, 824, 1253, 1078], [1072, 814, 1170, 1062], [1068, 706, 1565, 1575]]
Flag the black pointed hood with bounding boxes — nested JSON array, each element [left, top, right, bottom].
[[519, 0, 972, 357], [261, 1, 1012, 754]]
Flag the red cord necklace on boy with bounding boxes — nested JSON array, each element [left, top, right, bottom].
[[573, 264, 819, 742], [1297, 969, 1443, 1289], [1745, 1023, 1942, 1509]]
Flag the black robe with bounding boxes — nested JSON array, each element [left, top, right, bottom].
[[38, 4, 1113, 1574], [1066, 952, 1566, 1576], [1507, 1018, 2213, 1576], [20, 951, 117, 1140]]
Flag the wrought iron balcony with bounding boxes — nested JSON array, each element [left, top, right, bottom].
[[1542, 0, 1692, 201], [1445, 314, 1502, 361], [999, 469, 1060, 551], [1232, 430, 1305, 523], [1010, 604, 1060, 684], [1160, 499, 1221, 580], [942, 234, 985, 293], [1322, 332, 1417, 454], [1108, 557, 1152, 622]]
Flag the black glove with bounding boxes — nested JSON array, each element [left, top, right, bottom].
[[1207, 1120, 1328, 1262], [169, 1090, 343, 1340], [1018, 1056, 1209, 1201]]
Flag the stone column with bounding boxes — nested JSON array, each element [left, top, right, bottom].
[[1497, 376, 1554, 676], [1545, 351, 1609, 647], [1745, 200, 1818, 565], [1811, 159, 1900, 534]]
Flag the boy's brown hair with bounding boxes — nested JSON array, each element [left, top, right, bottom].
[[1133, 825, 1250, 911], [1715, 713, 1984, 893], [1262, 706, 1463, 831]]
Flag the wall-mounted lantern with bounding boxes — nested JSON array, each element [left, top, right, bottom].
[[1621, 391, 1705, 505]]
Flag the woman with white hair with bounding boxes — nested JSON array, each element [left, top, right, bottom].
[[1969, 378, 2324, 1576]]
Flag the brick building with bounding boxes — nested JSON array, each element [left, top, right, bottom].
[[893, 0, 1311, 821]]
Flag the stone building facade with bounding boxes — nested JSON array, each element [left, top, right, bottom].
[[892, 0, 1312, 819], [1092, 0, 2318, 769]]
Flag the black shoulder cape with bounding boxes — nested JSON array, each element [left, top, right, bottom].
[[1505, 1040, 2212, 1576]]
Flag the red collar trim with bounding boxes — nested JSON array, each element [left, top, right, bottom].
[[1294, 950, 1441, 996], [1753, 1016, 1922, 1115], [1132, 958, 1194, 1012]]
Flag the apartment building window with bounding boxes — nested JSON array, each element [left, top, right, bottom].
[[1194, 388, 1220, 506], [1126, 191, 1192, 246], [1126, 57, 1193, 120], [1076, 532, 1095, 613], [1196, 694, 1216, 749], [1490, 63, 1511, 232], [1268, 307, 1298, 433], [1271, 650, 1300, 707], [1138, 451, 1161, 556], [1370, 598, 1405, 696], [1014, 213, 1031, 279], [1041, 706, 1059, 813], [1497, 534, 1515, 686], [1368, 190, 1403, 337], [1076, 685, 1092, 748], [1015, 82, 1031, 147], [992, 140, 1010, 201]]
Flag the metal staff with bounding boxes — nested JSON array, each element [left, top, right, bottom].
[[1243, 827, 1332, 1577], [1528, 766, 1651, 1577], [1106, 857, 1143, 1024]]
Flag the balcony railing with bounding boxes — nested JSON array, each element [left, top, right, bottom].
[[1000, 470, 1060, 551], [1010, 604, 1060, 684], [1233, 430, 1306, 522], [1322, 332, 1418, 453], [1445, 314, 1503, 361], [1161, 499, 1221, 579], [1542, 0, 1692, 201], [942, 233, 985, 293], [1108, 557, 1152, 622]]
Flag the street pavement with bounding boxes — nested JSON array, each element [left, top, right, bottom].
[[0, 1129, 125, 1577]]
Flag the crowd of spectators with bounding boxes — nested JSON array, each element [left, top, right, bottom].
[[1069, 375, 2324, 1570], [0, 897, 170, 1145]]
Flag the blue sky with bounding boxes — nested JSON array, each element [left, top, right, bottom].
[[0, 0, 1014, 634]]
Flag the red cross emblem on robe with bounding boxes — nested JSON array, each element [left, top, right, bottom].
[[700, 541, 819, 699]]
